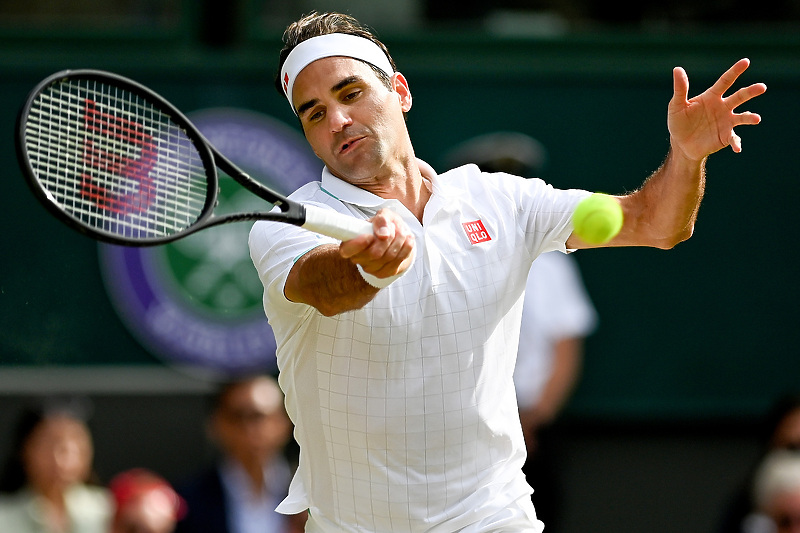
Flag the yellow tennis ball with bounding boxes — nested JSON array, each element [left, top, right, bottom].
[[572, 193, 623, 245]]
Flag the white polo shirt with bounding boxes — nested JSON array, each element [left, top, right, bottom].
[[249, 163, 589, 532]]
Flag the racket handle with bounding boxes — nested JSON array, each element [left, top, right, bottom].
[[302, 204, 373, 241]]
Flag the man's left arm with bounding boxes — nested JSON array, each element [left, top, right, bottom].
[[567, 58, 767, 250]]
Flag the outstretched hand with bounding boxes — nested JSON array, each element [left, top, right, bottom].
[[668, 58, 767, 161]]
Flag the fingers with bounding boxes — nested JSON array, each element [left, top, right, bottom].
[[368, 233, 415, 278], [725, 82, 768, 110], [669, 58, 765, 158], [339, 208, 415, 278], [735, 110, 762, 126], [708, 57, 751, 97], [729, 131, 743, 153]]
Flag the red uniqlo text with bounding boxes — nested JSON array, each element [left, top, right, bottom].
[[462, 220, 491, 244]]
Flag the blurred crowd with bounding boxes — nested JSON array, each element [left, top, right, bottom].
[[0, 375, 305, 533], [3, 386, 800, 533]]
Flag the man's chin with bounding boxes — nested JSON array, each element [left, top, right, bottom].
[[327, 162, 374, 185]]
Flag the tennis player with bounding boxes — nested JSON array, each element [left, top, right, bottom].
[[249, 11, 765, 532]]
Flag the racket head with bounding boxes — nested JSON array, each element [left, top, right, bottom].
[[16, 69, 218, 246]]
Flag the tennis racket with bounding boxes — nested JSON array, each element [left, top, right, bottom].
[[15, 69, 373, 246]]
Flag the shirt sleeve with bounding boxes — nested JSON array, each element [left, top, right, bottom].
[[248, 214, 339, 315], [488, 171, 591, 257]]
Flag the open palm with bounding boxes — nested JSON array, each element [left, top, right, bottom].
[[668, 58, 767, 162]]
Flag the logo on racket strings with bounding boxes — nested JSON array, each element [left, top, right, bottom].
[[80, 99, 157, 215]]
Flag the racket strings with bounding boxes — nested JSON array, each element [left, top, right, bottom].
[[24, 78, 209, 239]]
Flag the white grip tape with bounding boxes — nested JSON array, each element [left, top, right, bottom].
[[301, 204, 373, 241]]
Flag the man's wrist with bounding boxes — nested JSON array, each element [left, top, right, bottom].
[[356, 264, 404, 289]]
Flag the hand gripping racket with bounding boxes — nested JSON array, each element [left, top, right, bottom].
[[15, 69, 372, 246]]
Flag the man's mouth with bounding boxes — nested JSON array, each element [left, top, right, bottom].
[[339, 136, 365, 154]]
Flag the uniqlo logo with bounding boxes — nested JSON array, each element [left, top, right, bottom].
[[462, 220, 492, 244]]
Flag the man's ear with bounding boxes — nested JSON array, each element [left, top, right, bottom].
[[392, 72, 412, 112]]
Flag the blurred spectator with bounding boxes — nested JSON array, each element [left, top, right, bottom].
[[445, 132, 598, 532], [515, 249, 597, 530], [444, 131, 548, 177], [766, 397, 800, 451], [718, 395, 800, 533], [109, 468, 185, 533], [0, 397, 112, 533], [174, 375, 305, 533], [743, 450, 800, 533]]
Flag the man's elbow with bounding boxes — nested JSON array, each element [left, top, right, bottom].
[[652, 224, 695, 250], [315, 299, 351, 317], [316, 306, 342, 318], [313, 295, 375, 317]]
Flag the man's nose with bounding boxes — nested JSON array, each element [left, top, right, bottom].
[[328, 105, 352, 132]]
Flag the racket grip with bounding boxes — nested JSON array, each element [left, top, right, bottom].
[[302, 204, 373, 241]]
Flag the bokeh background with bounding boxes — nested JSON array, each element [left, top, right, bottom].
[[1, 1, 799, 532]]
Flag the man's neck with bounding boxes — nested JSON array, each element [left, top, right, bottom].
[[357, 158, 433, 222]]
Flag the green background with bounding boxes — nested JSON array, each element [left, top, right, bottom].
[[1, 27, 798, 420]]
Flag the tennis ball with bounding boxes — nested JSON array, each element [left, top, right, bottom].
[[571, 193, 623, 245]]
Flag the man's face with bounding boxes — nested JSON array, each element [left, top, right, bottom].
[[291, 57, 412, 185]]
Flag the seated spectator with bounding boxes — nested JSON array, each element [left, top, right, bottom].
[[0, 397, 112, 533], [744, 450, 800, 533], [174, 375, 305, 533], [718, 395, 800, 533]]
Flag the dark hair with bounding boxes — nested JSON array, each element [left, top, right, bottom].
[[207, 374, 282, 415], [274, 11, 396, 97], [762, 394, 800, 448], [0, 397, 94, 493]]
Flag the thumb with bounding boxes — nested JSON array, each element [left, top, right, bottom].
[[671, 66, 690, 106]]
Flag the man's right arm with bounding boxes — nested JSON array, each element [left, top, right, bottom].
[[285, 208, 415, 316]]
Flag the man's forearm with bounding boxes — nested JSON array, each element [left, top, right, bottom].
[[285, 244, 379, 317], [620, 149, 706, 249]]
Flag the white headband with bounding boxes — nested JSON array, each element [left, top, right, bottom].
[[280, 33, 394, 114]]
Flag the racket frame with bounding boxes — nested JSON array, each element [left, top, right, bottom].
[[16, 69, 308, 246]]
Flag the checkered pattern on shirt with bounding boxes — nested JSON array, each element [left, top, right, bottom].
[[249, 165, 588, 531]]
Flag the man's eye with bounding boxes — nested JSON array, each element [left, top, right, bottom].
[[344, 90, 361, 101], [309, 110, 324, 122]]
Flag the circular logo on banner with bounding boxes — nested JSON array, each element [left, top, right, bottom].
[[98, 108, 320, 378]]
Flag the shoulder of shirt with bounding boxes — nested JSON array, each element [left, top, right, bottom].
[[436, 163, 534, 196], [433, 164, 481, 196]]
